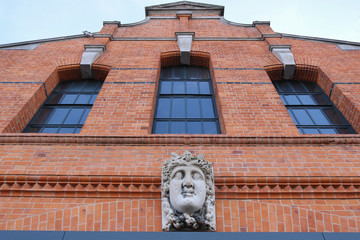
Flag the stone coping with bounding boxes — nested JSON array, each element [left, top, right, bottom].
[[0, 134, 359, 145]]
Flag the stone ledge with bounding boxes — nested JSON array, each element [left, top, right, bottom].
[[0, 134, 360, 146]]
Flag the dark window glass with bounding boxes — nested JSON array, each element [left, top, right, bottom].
[[23, 79, 103, 134], [187, 98, 201, 118], [170, 122, 186, 134], [273, 80, 355, 134], [188, 122, 202, 134], [153, 66, 220, 134]]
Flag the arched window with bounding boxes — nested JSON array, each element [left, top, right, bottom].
[[152, 65, 220, 134], [273, 80, 355, 134], [23, 79, 103, 133]]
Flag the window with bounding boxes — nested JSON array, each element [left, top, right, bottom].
[[23, 80, 103, 133], [153, 66, 220, 134], [273, 80, 355, 134]]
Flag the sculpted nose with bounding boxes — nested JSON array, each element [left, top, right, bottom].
[[183, 174, 193, 188]]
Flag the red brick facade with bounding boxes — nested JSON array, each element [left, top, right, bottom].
[[0, 1, 360, 232]]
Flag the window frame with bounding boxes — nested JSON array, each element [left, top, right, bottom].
[[23, 79, 103, 134], [152, 65, 221, 134], [274, 80, 356, 134]]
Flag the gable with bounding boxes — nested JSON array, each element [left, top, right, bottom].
[[145, 1, 224, 16]]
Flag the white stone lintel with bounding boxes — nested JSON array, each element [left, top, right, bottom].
[[176, 11, 193, 18], [80, 45, 106, 79], [175, 32, 195, 65], [270, 45, 295, 80]]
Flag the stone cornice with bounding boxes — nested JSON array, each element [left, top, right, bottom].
[[0, 175, 359, 199], [0, 134, 360, 146]]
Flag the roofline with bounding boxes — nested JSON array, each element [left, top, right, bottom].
[[1, 29, 359, 49], [0, 33, 88, 49], [145, 1, 224, 16], [279, 32, 360, 46]]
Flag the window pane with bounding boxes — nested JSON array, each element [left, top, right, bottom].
[[80, 109, 91, 124], [291, 82, 306, 92], [160, 81, 172, 94], [198, 68, 210, 79], [154, 121, 169, 134], [287, 109, 298, 125], [60, 94, 78, 104], [41, 128, 59, 133], [292, 109, 313, 125], [75, 95, 91, 104], [186, 81, 198, 94], [26, 127, 41, 133], [188, 122, 202, 134], [173, 81, 185, 94], [284, 95, 300, 105], [64, 109, 85, 124], [201, 98, 215, 118], [47, 108, 69, 124], [303, 82, 321, 92], [48, 94, 63, 104], [69, 81, 86, 91], [186, 66, 197, 79], [298, 95, 315, 105], [170, 122, 186, 133], [89, 95, 98, 104], [276, 81, 293, 92], [83, 81, 99, 91], [172, 99, 186, 118], [203, 121, 218, 134], [302, 128, 319, 134], [74, 128, 81, 133], [319, 128, 337, 134], [279, 95, 286, 104], [156, 98, 171, 118], [173, 66, 185, 79], [187, 98, 201, 118], [199, 82, 211, 94], [307, 109, 330, 125], [32, 108, 53, 124], [59, 128, 76, 133], [312, 94, 329, 105], [323, 109, 347, 124], [161, 67, 172, 79], [56, 81, 72, 91], [337, 128, 353, 134]]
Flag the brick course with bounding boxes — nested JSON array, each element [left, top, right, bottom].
[[0, 2, 359, 233]]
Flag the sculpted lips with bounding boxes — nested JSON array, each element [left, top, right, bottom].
[[182, 189, 195, 197]]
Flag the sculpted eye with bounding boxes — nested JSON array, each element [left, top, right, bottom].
[[192, 172, 203, 180], [173, 171, 184, 180]]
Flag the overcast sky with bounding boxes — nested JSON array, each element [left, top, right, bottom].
[[0, 0, 359, 45]]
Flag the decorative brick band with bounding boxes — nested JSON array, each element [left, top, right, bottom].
[[0, 175, 359, 199], [0, 134, 360, 146]]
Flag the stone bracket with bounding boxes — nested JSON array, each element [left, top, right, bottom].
[[80, 44, 106, 79], [269, 45, 295, 80], [175, 32, 195, 65]]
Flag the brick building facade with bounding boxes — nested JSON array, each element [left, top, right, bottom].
[[0, 1, 360, 236]]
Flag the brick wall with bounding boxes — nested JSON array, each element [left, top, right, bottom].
[[0, 4, 360, 232]]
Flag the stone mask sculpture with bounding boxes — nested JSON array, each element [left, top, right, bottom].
[[162, 151, 216, 231]]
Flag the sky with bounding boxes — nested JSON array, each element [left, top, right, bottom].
[[0, 0, 359, 45]]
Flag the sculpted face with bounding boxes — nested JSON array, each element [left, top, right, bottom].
[[169, 165, 206, 214]]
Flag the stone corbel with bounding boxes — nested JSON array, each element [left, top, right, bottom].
[[269, 45, 296, 80], [175, 32, 195, 65], [80, 44, 106, 79]]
